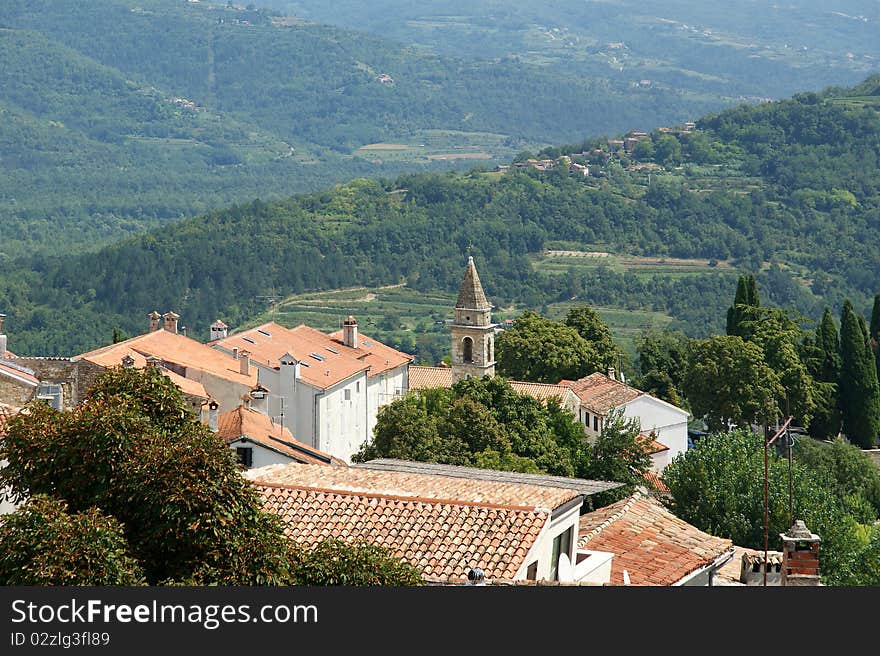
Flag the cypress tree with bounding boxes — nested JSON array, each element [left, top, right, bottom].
[[726, 274, 760, 340], [839, 300, 880, 449], [745, 274, 760, 307], [871, 293, 880, 379], [810, 307, 841, 438]]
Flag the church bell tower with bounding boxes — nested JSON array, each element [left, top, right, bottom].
[[451, 256, 497, 383]]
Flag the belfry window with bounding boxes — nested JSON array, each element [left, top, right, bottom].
[[462, 336, 474, 363]]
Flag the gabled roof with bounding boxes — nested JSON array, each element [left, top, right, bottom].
[[83, 348, 209, 400], [455, 256, 492, 311], [509, 381, 574, 404], [77, 329, 257, 387], [408, 365, 452, 389], [353, 459, 622, 498], [566, 372, 643, 415], [256, 482, 548, 582], [0, 360, 39, 386], [577, 490, 733, 586], [212, 322, 372, 389], [245, 462, 582, 511], [218, 405, 345, 466], [326, 327, 413, 378]]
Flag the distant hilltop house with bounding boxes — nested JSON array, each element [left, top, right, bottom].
[[376, 73, 394, 85]]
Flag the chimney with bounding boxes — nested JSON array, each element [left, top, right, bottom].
[[239, 350, 251, 376], [148, 310, 161, 333], [279, 352, 301, 388], [607, 366, 615, 380], [232, 346, 239, 359], [121, 354, 136, 369], [780, 520, 821, 586], [0, 313, 6, 359], [250, 384, 269, 416], [207, 400, 219, 432], [343, 315, 358, 349], [145, 355, 162, 369], [210, 319, 228, 341], [162, 311, 180, 334]]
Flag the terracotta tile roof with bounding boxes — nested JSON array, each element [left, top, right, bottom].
[[0, 360, 39, 386], [566, 372, 643, 415], [577, 490, 733, 586], [245, 462, 581, 511], [212, 322, 370, 389], [638, 433, 669, 454], [218, 405, 345, 466], [255, 481, 549, 582], [84, 349, 209, 400], [640, 470, 670, 495], [77, 329, 257, 387], [353, 459, 622, 497], [326, 327, 413, 378], [408, 365, 453, 389], [509, 381, 572, 404]]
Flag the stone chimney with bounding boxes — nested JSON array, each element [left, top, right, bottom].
[[210, 319, 228, 341], [207, 399, 219, 432], [343, 315, 358, 349], [162, 311, 180, 334], [239, 349, 251, 376], [148, 310, 162, 333], [0, 313, 7, 359], [250, 384, 269, 416], [780, 520, 821, 586], [607, 366, 616, 381], [145, 355, 162, 369], [121, 354, 136, 369]]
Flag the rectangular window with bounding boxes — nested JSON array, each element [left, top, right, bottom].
[[526, 561, 538, 581], [593, 415, 599, 432], [235, 447, 253, 468], [344, 389, 351, 401], [550, 526, 574, 581], [356, 382, 360, 393]]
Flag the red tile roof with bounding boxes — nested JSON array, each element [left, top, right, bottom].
[[408, 365, 453, 389], [255, 481, 549, 582], [246, 463, 582, 510], [640, 470, 670, 495], [509, 381, 574, 404], [577, 490, 732, 586], [218, 405, 345, 466], [214, 322, 410, 389], [566, 372, 643, 415], [78, 329, 257, 387], [0, 361, 39, 386]]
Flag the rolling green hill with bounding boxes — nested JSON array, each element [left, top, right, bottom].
[[0, 0, 733, 258], [1, 77, 878, 361]]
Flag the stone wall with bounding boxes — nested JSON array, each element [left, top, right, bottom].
[[12, 358, 104, 410]]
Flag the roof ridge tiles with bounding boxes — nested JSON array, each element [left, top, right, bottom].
[[252, 480, 551, 514], [577, 489, 645, 548]]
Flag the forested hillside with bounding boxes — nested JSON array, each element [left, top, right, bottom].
[[1, 77, 878, 358], [0, 0, 728, 258]]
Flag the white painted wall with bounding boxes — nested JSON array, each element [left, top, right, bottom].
[[227, 439, 293, 470], [623, 396, 689, 461], [514, 503, 582, 582], [366, 364, 408, 439], [318, 373, 369, 463]]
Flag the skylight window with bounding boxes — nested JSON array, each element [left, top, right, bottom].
[[326, 347, 340, 354], [309, 353, 326, 362], [362, 339, 373, 346], [242, 337, 256, 344], [257, 329, 271, 337]]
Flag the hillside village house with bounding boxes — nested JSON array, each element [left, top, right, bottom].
[[246, 461, 623, 584]]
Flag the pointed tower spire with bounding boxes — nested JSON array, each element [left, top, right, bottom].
[[450, 257, 496, 383], [456, 256, 491, 312]]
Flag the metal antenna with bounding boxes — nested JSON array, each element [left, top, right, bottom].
[[763, 394, 793, 586]]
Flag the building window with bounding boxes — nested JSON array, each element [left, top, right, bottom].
[[550, 526, 574, 581], [344, 388, 351, 401], [356, 381, 360, 393], [462, 336, 474, 363], [235, 447, 253, 469], [584, 411, 590, 426], [593, 415, 599, 432], [526, 561, 538, 581]]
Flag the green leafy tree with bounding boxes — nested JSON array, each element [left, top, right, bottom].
[[289, 540, 423, 586], [0, 367, 295, 585], [496, 311, 601, 383], [0, 495, 145, 586], [682, 335, 782, 432], [564, 305, 620, 370], [662, 430, 865, 585], [635, 328, 691, 406], [585, 408, 651, 505], [839, 300, 880, 448]]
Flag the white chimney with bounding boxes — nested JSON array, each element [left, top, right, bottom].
[[343, 315, 358, 349], [0, 313, 6, 359], [250, 385, 269, 416], [279, 352, 301, 388], [607, 366, 616, 381], [239, 350, 251, 376], [210, 319, 228, 341], [207, 400, 219, 432], [232, 346, 239, 359]]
